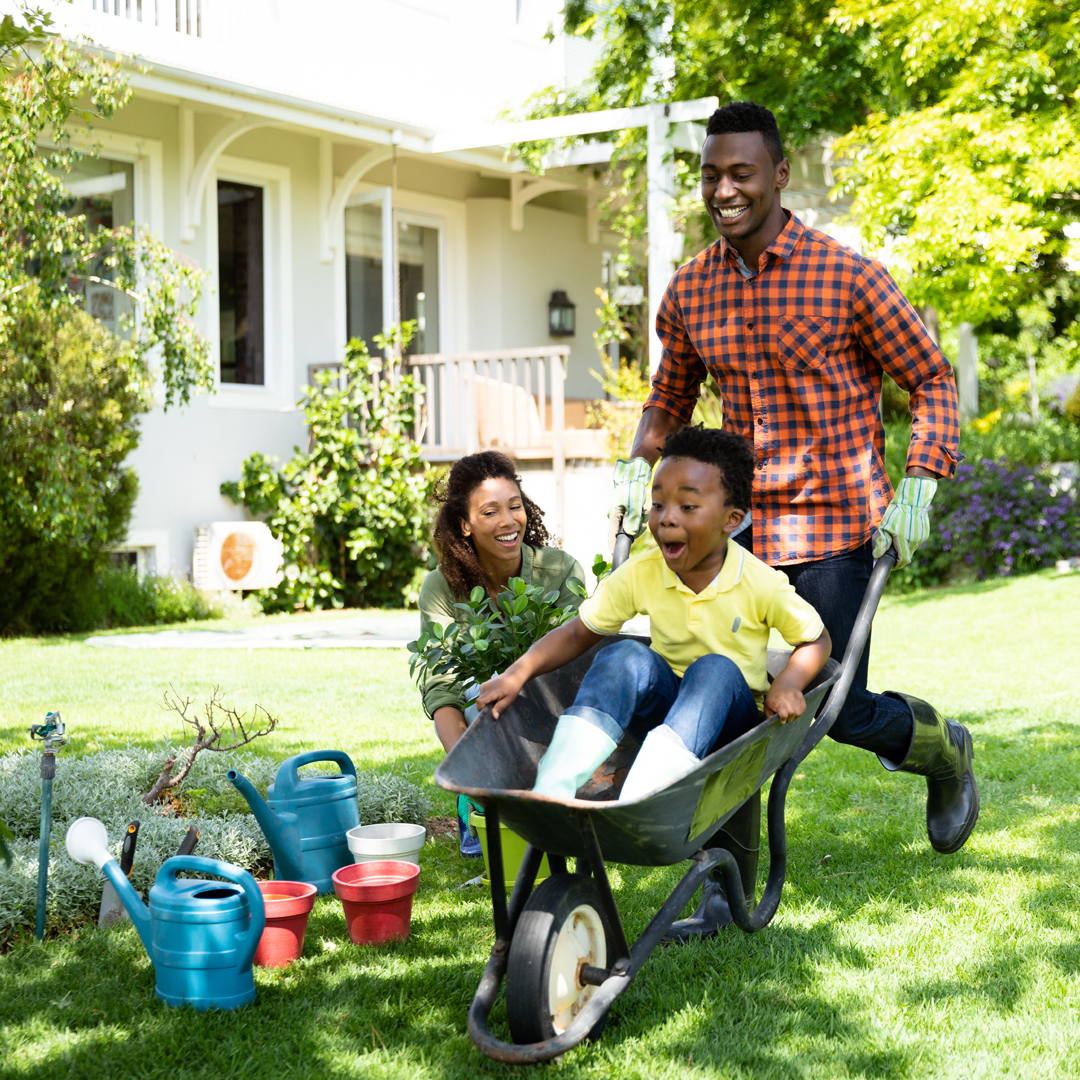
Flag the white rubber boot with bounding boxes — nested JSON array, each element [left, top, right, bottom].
[[619, 725, 700, 802], [532, 714, 618, 800]]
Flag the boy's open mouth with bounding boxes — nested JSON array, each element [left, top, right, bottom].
[[662, 541, 686, 559]]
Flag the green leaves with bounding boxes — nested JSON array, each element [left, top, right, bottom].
[[831, 0, 1080, 324], [0, 289, 150, 630], [222, 327, 435, 611], [407, 576, 583, 688], [1, 33, 210, 409]]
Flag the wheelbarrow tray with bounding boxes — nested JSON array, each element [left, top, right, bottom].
[[435, 636, 840, 866]]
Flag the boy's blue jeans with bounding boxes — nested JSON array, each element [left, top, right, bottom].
[[563, 639, 761, 756]]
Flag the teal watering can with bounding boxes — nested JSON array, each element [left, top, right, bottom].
[[227, 750, 359, 894], [66, 817, 265, 1011]]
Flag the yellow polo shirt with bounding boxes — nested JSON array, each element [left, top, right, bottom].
[[577, 541, 824, 708]]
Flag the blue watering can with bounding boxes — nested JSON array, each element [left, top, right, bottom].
[[227, 750, 359, 894], [66, 817, 265, 1011]]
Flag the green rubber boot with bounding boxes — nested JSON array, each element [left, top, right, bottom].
[[879, 692, 979, 854], [533, 714, 618, 800]]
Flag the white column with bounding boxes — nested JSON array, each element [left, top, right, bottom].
[[956, 323, 979, 420], [551, 352, 566, 539], [646, 110, 676, 376]]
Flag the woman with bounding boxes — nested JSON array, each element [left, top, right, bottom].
[[418, 451, 585, 854]]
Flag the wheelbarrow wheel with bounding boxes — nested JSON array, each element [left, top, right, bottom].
[[505, 873, 613, 1045]]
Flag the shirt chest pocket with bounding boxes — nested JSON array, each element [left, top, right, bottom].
[[778, 315, 839, 372]]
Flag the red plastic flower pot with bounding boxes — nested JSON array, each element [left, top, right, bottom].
[[253, 880, 318, 968], [332, 860, 421, 945]]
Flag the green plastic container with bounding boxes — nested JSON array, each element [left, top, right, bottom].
[[470, 812, 551, 891]]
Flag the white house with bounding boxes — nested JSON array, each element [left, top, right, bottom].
[[27, 1, 864, 587], [23, 0, 638, 581]]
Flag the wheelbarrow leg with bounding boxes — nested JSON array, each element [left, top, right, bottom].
[[662, 790, 760, 944], [577, 814, 631, 968]]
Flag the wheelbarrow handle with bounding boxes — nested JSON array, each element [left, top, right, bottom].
[[612, 530, 634, 570], [792, 544, 898, 765]]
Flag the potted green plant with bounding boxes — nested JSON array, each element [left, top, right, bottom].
[[408, 575, 588, 888], [407, 576, 586, 692]]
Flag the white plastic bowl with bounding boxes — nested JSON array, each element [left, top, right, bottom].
[[347, 822, 426, 865]]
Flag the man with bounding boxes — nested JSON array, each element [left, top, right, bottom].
[[611, 101, 978, 942]]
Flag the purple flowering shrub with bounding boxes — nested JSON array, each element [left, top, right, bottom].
[[893, 459, 1080, 590]]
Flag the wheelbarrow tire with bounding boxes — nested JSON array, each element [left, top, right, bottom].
[[505, 873, 613, 1045]]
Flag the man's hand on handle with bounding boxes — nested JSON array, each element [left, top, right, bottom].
[[873, 474, 938, 569]]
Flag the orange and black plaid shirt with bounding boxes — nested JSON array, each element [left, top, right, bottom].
[[647, 213, 961, 566]]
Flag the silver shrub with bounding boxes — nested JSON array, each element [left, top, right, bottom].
[[0, 747, 275, 942], [356, 769, 431, 827], [0, 747, 427, 940]]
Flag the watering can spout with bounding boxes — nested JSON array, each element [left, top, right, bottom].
[[226, 769, 304, 881], [65, 817, 152, 954]]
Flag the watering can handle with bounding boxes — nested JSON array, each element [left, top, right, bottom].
[[158, 855, 266, 970], [284, 750, 357, 780]]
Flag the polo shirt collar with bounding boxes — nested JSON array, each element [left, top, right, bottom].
[[713, 211, 804, 274], [659, 541, 747, 597]]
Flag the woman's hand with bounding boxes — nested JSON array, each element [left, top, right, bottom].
[[477, 668, 527, 720]]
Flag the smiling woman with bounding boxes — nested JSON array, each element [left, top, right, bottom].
[[416, 451, 585, 853]]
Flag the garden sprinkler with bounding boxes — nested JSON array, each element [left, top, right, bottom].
[[29, 711, 67, 941]]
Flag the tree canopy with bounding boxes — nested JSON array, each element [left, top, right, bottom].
[[0, 8, 211, 406], [537, 0, 1080, 338]]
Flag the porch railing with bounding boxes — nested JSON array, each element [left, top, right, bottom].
[[83, 0, 206, 36], [408, 347, 569, 536]]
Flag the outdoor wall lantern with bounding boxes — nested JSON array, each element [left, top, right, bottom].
[[548, 291, 576, 337]]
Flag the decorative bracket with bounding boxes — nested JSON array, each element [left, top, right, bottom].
[[510, 175, 575, 231], [179, 109, 271, 243], [320, 140, 394, 263]]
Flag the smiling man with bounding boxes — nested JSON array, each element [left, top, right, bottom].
[[610, 101, 978, 942]]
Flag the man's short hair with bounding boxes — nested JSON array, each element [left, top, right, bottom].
[[705, 102, 785, 165], [660, 425, 754, 511]]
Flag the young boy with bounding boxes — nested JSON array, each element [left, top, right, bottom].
[[477, 426, 832, 801]]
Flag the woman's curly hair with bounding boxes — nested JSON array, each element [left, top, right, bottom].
[[432, 451, 554, 599]]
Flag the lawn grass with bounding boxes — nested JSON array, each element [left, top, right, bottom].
[[0, 571, 1078, 1078]]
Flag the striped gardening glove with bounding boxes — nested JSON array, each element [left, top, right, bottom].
[[873, 475, 938, 568], [609, 457, 653, 541]]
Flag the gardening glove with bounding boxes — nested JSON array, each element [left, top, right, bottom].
[[873, 475, 938, 569], [609, 457, 652, 542]]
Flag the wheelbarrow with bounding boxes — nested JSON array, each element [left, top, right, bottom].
[[435, 541, 897, 1065]]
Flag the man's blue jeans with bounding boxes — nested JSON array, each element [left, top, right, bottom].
[[740, 532, 913, 762], [563, 639, 761, 756]]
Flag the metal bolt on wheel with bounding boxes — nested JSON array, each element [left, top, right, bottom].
[[505, 875, 612, 1044]]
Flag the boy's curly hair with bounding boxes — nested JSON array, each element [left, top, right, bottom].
[[431, 451, 554, 599], [660, 425, 754, 510]]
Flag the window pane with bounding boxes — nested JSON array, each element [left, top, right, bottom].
[[399, 221, 439, 354], [344, 204, 383, 350], [218, 181, 265, 386], [60, 157, 135, 335]]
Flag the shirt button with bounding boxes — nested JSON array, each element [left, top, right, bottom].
[[746, 321, 754, 329], [756, 416, 763, 424], [749, 370, 758, 379]]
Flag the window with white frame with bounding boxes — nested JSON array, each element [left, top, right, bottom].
[[210, 156, 293, 410], [344, 191, 443, 355]]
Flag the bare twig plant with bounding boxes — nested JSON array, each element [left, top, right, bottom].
[[142, 689, 278, 805]]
